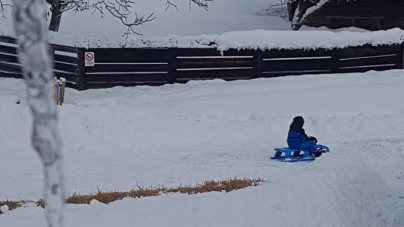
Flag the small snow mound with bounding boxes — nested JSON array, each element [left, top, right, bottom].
[[89, 199, 106, 206], [0, 205, 9, 213]]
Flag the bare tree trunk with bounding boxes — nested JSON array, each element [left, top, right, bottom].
[[13, 1, 65, 227], [291, 0, 311, 30], [287, 0, 299, 21], [291, 0, 330, 31], [49, 6, 62, 32]]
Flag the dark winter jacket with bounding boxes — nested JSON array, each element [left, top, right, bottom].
[[287, 116, 311, 149]]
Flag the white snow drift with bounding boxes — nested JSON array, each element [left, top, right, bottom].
[[1, 69, 404, 227]]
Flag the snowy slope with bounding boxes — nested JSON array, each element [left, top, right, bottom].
[[0, 0, 288, 38], [1, 70, 404, 226], [1, 1, 403, 226], [61, 0, 291, 37], [0, 0, 367, 39], [0, 0, 377, 49], [55, 0, 371, 37]]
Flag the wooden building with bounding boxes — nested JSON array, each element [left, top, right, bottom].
[[301, 0, 404, 30]]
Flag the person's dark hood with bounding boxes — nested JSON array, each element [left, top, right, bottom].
[[290, 116, 304, 131]]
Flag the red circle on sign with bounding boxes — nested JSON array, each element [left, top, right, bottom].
[[85, 53, 94, 61]]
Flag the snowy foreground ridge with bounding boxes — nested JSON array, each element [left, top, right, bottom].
[[1, 70, 404, 227], [1, 25, 404, 50]]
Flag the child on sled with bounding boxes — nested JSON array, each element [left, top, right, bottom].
[[287, 116, 325, 157]]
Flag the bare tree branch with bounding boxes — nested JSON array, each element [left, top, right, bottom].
[[13, 1, 65, 227], [189, 0, 210, 11], [262, 0, 291, 19], [1, 0, 213, 36], [0, 1, 12, 19], [59, 0, 156, 36], [59, 0, 211, 36], [265, 0, 290, 12], [165, 0, 179, 11]]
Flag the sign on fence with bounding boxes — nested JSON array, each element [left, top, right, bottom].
[[85, 52, 95, 67]]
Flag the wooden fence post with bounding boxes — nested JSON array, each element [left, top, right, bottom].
[[399, 43, 404, 69], [54, 77, 66, 105], [59, 79, 65, 104], [331, 48, 339, 73], [253, 50, 262, 78], [168, 48, 177, 83]]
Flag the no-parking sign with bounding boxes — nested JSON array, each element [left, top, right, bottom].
[[85, 52, 95, 67]]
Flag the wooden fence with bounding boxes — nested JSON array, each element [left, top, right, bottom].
[[0, 36, 403, 90], [0, 36, 81, 88]]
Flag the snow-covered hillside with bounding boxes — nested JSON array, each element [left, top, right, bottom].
[[0, 0, 367, 39], [1, 1, 404, 226], [1, 70, 404, 226], [0, 0, 287, 38]]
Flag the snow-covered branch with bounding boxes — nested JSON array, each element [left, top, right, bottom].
[[1, 0, 212, 35], [189, 0, 210, 10], [58, 0, 211, 36], [12, 1, 65, 227], [290, 0, 356, 31], [58, 0, 155, 36], [291, 0, 327, 30]]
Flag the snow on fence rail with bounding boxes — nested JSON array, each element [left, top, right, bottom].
[[0, 31, 403, 90]]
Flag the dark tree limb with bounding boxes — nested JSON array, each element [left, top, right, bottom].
[[165, 0, 179, 11]]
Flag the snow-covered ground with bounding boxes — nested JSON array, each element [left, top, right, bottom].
[[58, 0, 368, 37], [1, 69, 404, 226], [0, 0, 288, 38], [0, 0, 378, 50], [1, 1, 404, 226]]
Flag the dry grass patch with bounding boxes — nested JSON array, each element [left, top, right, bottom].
[[67, 186, 164, 205], [0, 200, 26, 212], [0, 177, 264, 213], [168, 177, 262, 194]]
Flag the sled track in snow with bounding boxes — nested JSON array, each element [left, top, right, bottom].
[[304, 141, 404, 227]]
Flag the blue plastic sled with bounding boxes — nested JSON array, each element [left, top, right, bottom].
[[271, 144, 330, 162]]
